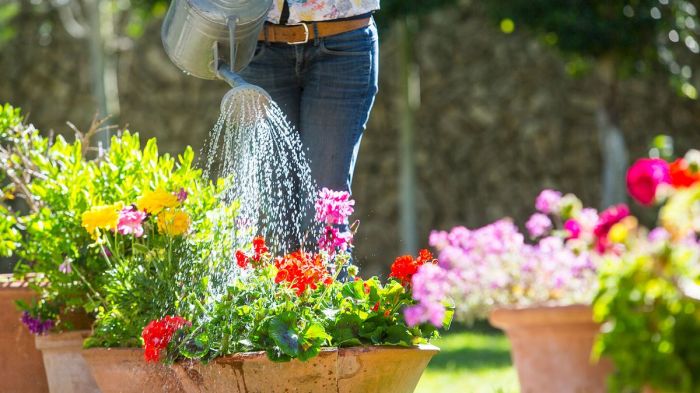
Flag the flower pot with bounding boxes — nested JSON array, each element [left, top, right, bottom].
[[173, 344, 439, 393], [0, 274, 49, 393], [82, 347, 184, 393], [35, 330, 100, 393], [489, 305, 612, 393]]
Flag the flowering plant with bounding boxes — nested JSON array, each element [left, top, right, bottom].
[[140, 189, 445, 364], [406, 189, 630, 325], [0, 104, 231, 337], [594, 146, 700, 392]]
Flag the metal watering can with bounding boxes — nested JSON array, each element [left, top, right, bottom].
[[162, 0, 273, 110]]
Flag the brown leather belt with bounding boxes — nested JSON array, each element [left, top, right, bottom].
[[258, 17, 371, 44]]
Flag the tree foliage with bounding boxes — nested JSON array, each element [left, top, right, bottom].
[[483, 0, 700, 97]]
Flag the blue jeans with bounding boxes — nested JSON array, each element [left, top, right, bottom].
[[239, 19, 379, 194]]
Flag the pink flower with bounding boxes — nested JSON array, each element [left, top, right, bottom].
[[314, 188, 355, 225], [594, 204, 630, 252], [318, 226, 353, 255], [175, 188, 188, 203], [564, 219, 581, 239], [535, 189, 562, 214], [404, 263, 450, 327], [526, 213, 552, 238], [626, 158, 670, 206], [117, 206, 147, 237]]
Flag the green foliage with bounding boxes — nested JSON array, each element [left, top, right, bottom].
[[171, 274, 441, 364], [483, 0, 700, 97], [0, 1, 19, 48], [84, 176, 240, 348], [594, 242, 700, 392], [0, 103, 234, 336], [375, 0, 457, 27]]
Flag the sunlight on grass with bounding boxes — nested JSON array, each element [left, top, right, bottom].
[[416, 330, 519, 393]]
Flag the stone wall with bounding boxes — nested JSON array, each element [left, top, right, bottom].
[[3, 1, 700, 275]]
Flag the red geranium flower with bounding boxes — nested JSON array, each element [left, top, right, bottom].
[[670, 158, 700, 188], [235, 250, 250, 268], [235, 236, 270, 269], [253, 236, 269, 259], [389, 249, 435, 286], [274, 251, 331, 296], [141, 316, 190, 362]]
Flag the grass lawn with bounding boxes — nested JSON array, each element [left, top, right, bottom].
[[415, 327, 519, 393]]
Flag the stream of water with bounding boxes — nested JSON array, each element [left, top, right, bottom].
[[201, 86, 320, 255]]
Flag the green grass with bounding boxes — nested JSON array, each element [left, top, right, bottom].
[[415, 327, 519, 393]]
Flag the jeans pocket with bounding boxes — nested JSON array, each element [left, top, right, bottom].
[[319, 26, 376, 56]]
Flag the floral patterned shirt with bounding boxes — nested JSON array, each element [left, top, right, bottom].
[[267, 0, 380, 24]]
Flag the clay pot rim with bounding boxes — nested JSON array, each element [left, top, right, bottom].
[[0, 273, 46, 290], [204, 343, 440, 364], [35, 330, 91, 351], [84, 344, 440, 364], [489, 304, 595, 330]]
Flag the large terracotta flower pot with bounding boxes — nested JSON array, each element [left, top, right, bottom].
[[173, 344, 439, 393], [489, 305, 612, 393], [35, 330, 100, 393], [82, 347, 184, 393], [0, 274, 49, 393]]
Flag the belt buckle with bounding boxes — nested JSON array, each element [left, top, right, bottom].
[[287, 23, 310, 45]]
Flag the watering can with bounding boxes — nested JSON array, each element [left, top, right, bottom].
[[162, 0, 273, 109]]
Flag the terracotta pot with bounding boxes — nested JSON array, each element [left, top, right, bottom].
[[0, 274, 49, 393], [489, 305, 613, 393], [83, 347, 184, 393], [35, 330, 100, 393], [174, 344, 439, 393]]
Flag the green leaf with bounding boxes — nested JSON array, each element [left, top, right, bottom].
[[268, 313, 300, 358]]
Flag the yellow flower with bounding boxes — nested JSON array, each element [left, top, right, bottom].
[[660, 184, 700, 240], [81, 203, 121, 234], [157, 210, 190, 236], [137, 188, 179, 214], [608, 223, 629, 244]]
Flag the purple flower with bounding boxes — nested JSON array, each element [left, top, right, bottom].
[[58, 260, 72, 274], [314, 188, 355, 225], [648, 227, 671, 243], [117, 205, 147, 237], [526, 213, 552, 238], [535, 189, 563, 214], [404, 263, 450, 327], [20, 312, 54, 335], [176, 188, 188, 203]]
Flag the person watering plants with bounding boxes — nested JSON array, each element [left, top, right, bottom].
[[240, 0, 380, 195]]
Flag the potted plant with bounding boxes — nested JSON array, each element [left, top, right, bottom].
[[0, 103, 218, 392], [406, 190, 621, 392], [71, 143, 238, 392], [80, 184, 446, 392], [594, 148, 700, 392]]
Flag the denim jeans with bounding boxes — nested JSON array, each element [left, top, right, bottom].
[[239, 19, 379, 194]]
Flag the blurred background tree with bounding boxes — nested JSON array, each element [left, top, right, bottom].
[[482, 0, 700, 208], [0, 0, 168, 146], [378, 0, 456, 254]]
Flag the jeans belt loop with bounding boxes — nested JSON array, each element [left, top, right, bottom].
[[263, 24, 270, 46], [313, 22, 320, 46]]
